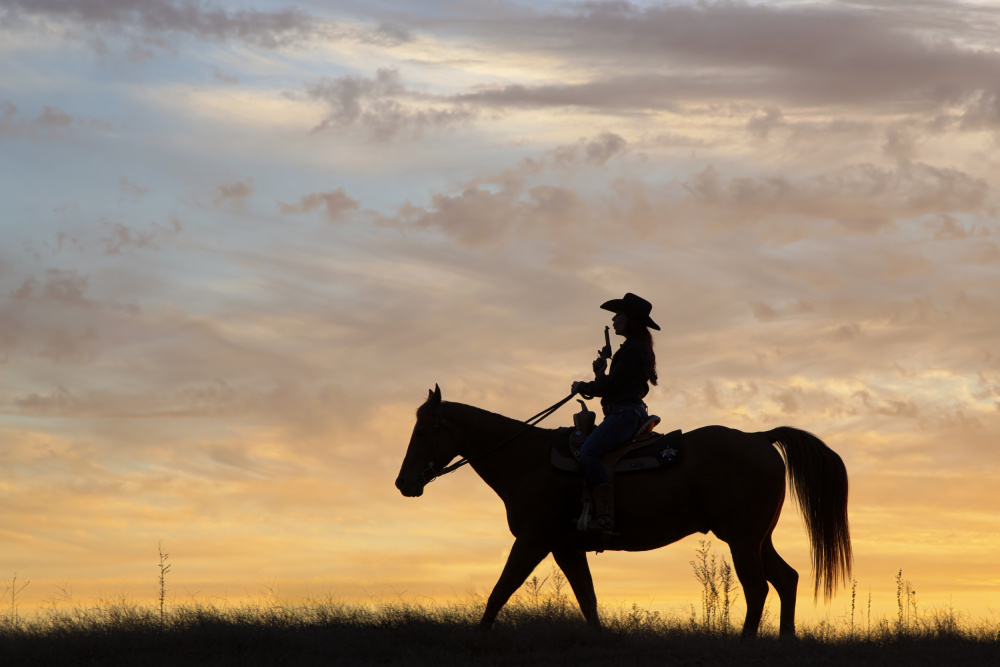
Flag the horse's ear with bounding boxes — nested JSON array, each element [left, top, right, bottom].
[[427, 384, 442, 407]]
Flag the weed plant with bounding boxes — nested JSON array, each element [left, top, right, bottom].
[[690, 539, 739, 634], [0, 544, 998, 666]]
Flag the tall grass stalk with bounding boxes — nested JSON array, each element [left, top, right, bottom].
[[158, 542, 171, 627], [867, 588, 872, 640], [896, 569, 917, 635], [3, 573, 30, 631], [850, 578, 857, 637]]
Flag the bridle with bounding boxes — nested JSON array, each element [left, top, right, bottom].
[[414, 393, 577, 486], [416, 402, 447, 485]]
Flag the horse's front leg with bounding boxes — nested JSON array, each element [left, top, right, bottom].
[[479, 537, 550, 629], [552, 547, 601, 629]]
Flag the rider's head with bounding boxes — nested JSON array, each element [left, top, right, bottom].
[[600, 293, 659, 334], [601, 293, 659, 386]]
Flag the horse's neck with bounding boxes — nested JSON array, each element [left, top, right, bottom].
[[443, 402, 552, 499]]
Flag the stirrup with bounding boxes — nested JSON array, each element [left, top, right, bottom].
[[577, 515, 617, 537], [633, 415, 661, 441], [576, 501, 592, 532], [576, 503, 615, 535]]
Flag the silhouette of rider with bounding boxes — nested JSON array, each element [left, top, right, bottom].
[[571, 293, 659, 532]]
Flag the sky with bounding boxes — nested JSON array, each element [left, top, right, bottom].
[[1, 0, 999, 623]]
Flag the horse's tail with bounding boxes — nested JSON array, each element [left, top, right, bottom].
[[762, 426, 853, 602]]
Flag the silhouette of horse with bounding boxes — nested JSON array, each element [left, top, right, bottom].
[[395, 386, 852, 638]]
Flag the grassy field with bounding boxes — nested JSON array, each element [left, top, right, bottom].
[[1, 545, 998, 666], [1, 593, 999, 666]]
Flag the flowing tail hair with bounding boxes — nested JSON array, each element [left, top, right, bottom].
[[762, 426, 853, 601]]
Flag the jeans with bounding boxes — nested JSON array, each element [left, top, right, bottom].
[[579, 404, 647, 490]]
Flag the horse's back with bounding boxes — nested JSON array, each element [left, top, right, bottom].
[[678, 425, 787, 534], [682, 425, 784, 474]]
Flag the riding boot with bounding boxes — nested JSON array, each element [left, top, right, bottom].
[[592, 483, 614, 532]]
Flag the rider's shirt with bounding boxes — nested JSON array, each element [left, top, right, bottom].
[[577, 338, 652, 414]]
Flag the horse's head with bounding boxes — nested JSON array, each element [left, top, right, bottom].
[[395, 384, 460, 498]]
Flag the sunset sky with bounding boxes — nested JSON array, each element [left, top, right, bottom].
[[2, 0, 999, 622]]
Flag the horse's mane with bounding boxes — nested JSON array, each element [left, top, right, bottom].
[[417, 397, 558, 434]]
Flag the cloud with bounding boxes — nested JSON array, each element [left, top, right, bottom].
[[389, 187, 520, 247], [752, 301, 780, 322], [832, 323, 863, 343], [3, 377, 372, 433], [0, 101, 73, 139], [960, 89, 1000, 131], [682, 161, 990, 231], [785, 118, 877, 145], [307, 68, 405, 124], [549, 132, 627, 167], [211, 66, 239, 84], [0, 0, 321, 49], [1, 269, 103, 363], [421, 1, 1000, 134], [930, 215, 990, 241], [278, 189, 360, 223], [452, 76, 687, 113], [751, 299, 815, 323], [644, 132, 713, 148], [212, 179, 254, 206], [967, 241, 1000, 265], [747, 108, 785, 141], [384, 180, 591, 249], [304, 68, 475, 141], [882, 123, 920, 162], [100, 218, 181, 255], [363, 22, 414, 47], [771, 388, 798, 414], [368, 135, 993, 261], [13, 268, 91, 307], [118, 176, 149, 199]]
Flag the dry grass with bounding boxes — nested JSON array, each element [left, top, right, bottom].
[[0, 545, 998, 665]]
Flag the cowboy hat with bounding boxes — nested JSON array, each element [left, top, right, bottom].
[[600, 292, 660, 331]]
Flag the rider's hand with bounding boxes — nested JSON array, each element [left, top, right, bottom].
[[592, 355, 607, 375], [571, 381, 584, 395]]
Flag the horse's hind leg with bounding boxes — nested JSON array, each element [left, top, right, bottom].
[[552, 547, 600, 629], [479, 537, 550, 630], [761, 534, 798, 637], [730, 540, 769, 640]]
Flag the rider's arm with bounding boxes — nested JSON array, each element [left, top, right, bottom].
[[577, 343, 643, 398]]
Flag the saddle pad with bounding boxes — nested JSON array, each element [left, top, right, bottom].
[[550, 428, 683, 474]]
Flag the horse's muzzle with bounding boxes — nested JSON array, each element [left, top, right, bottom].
[[395, 474, 424, 498]]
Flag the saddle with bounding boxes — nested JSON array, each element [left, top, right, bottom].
[[553, 400, 682, 474]]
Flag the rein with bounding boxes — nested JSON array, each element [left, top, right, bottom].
[[418, 393, 577, 484]]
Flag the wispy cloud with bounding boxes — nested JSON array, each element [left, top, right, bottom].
[[304, 68, 476, 141], [440, 2, 1000, 113], [0, 101, 73, 139], [211, 179, 254, 206], [278, 189, 359, 223], [0, 0, 322, 48]]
